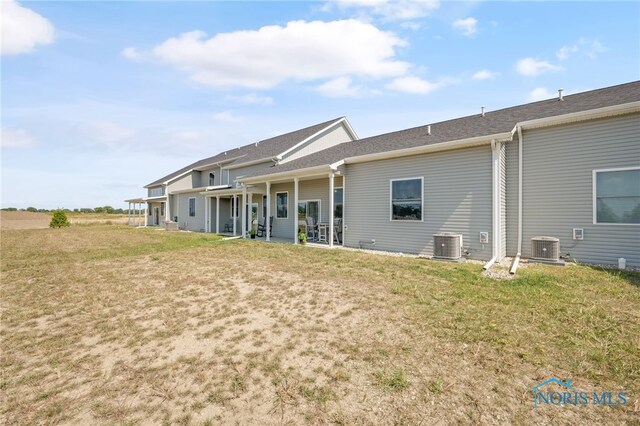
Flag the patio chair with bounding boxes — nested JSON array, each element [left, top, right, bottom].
[[256, 216, 272, 237], [305, 216, 318, 242], [333, 218, 343, 244], [223, 218, 234, 233]]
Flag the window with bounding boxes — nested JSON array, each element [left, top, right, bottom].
[[209, 172, 215, 186], [189, 198, 196, 217], [390, 177, 423, 221], [160, 203, 165, 216], [276, 192, 288, 218], [252, 203, 258, 222], [594, 168, 640, 224], [149, 187, 164, 197], [298, 200, 320, 224], [263, 195, 267, 218], [334, 188, 343, 219]]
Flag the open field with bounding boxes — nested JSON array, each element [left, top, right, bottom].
[[0, 211, 128, 230], [1, 226, 638, 425]]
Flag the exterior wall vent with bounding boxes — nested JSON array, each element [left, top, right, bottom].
[[531, 236, 560, 261], [433, 233, 463, 260], [572, 228, 584, 240]]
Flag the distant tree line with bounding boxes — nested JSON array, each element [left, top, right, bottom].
[[1, 206, 143, 214]]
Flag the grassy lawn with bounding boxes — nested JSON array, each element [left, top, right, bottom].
[[1, 225, 638, 424]]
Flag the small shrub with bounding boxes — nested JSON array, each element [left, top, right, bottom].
[[49, 210, 70, 228]]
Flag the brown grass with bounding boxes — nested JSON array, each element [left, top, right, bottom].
[[1, 226, 638, 425]]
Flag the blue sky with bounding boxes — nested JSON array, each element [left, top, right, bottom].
[[2, 0, 639, 209]]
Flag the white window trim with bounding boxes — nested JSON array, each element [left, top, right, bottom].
[[298, 199, 322, 222], [275, 191, 289, 219], [592, 166, 640, 226], [389, 177, 424, 222], [188, 197, 196, 217]]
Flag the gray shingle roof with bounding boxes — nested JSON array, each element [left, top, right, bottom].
[[243, 81, 640, 179], [145, 117, 344, 187]]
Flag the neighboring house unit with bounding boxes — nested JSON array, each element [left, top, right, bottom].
[[127, 81, 640, 269]]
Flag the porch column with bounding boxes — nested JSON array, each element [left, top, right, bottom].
[[232, 195, 237, 236], [127, 202, 131, 225], [241, 185, 247, 238], [215, 196, 220, 234], [165, 192, 170, 222], [293, 177, 299, 244], [205, 196, 209, 232], [248, 191, 253, 233], [329, 173, 334, 248], [341, 175, 345, 245], [266, 182, 271, 241]]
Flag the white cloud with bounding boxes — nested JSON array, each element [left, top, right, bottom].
[[225, 93, 274, 106], [556, 44, 578, 60], [1, 128, 37, 148], [121, 46, 142, 61], [327, 0, 439, 21], [528, 87, 555, 102], [556, 38, 608, 61], [386, 76, 442, 94], [452, 17, 478, 36], [400, 21, 422, 30], [472, 69, 499, 80], [212, 111, 242, 123], [1, 0, 55, 55], [146, 20, 409, 89], [316, 77, 376, 98], [515, 57, 563, 76]]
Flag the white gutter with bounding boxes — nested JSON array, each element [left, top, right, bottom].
[[510, 125, 524, 275], [169, 186, 208, 195], [484, 139, 499, 270]]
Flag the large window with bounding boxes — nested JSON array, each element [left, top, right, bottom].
[[276, 192, 288, 218], [209, 172, 215, 186], [334, 188, 343, 219], [189, 198, 196, 217], [594, 168, 640, 224], [160, 203, 165, 216], [390, 177, 423, 221], [231, 197, 238, 218], [263, 195, 267, 218], [298, 200, 320, 223]]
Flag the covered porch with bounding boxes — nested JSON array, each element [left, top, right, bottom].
[[236, 167, 345, 247], [124, 198, 147, 227]]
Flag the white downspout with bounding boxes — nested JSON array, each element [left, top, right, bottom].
[[484, 139, 498, 270], [510, 126, 523, 274]]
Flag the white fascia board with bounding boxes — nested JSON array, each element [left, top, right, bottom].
[[514, 101, 640, 132], [143, 195, 168, 201], [168, 186, 208, 195], [163, 169, 192, 186], [238, 164, 334, 184], [343, 132, 512, 165], [276, 118, 346, 161]]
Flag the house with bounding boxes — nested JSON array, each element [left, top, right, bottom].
[[127, 81, 640, 269], [127, 117, 357, 233]]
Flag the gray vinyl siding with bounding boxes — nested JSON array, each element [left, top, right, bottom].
[[168, 174, 192, 192], [176, 193, 206, 232], [282, 123, 353, 163], [521, 113, 640, 266], [505, 139, 520, 255], [227, 161, 274, 185], [344, 146, 493, 260], [270, 182, 294, 239], [199, 166, 222, 187], [500, 142, 507, 259]]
